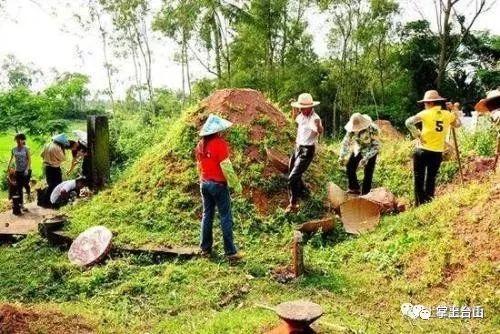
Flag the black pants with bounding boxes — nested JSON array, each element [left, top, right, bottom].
[[45, 165, 62, 197], [413, 148, 443, 206], [14, 171, 30, 205], [346, 153, 377, 195], [288, 145, 315, 205]]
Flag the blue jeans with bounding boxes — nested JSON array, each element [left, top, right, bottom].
[[200, 181, 237, 255]]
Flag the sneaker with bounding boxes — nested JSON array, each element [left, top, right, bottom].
[[227, 252, 244, 263], [200, 249, 212, 258]]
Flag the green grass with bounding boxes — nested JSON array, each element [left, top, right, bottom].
[[0, 179, 497, 333], [0, 108, 497, 333]]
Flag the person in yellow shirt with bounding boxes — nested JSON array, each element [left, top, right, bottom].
[[406, 90, 461, 206]]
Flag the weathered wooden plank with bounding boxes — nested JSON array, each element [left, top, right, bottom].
[[297, 218, 335, 234], [113, 245, 200, 259]]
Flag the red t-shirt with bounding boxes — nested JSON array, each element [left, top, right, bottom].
[[196, 136, 230, 182]]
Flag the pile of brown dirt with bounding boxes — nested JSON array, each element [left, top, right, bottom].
[[374, 120, 404, 140], [194, 89, 288, 143], [194, 89, 293, 213], [0, 304, 94, 334]]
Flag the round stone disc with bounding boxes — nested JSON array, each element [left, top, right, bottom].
[[68, 226, 113, 266], [275, 300, 323, 323]]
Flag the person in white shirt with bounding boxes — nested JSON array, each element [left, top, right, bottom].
[[50, 177, 87, 208], [286, 93, 324, 213]]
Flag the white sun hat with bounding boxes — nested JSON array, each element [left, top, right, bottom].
[[291, 93, 320, 109], [199, 114, 233, 137], [345, 113, 373, 132], [73, 130, 88, 147], [418, 90, 447, 103]]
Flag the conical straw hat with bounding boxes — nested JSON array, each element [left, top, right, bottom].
[[199, 114, 233, 136], [340, 198, 381, 234]]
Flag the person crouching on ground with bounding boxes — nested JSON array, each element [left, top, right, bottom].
[[50, 177, 87, 209], [7, 133, 32, 212], [196, 114, 243, 262], [406, 90, 461, 206], [41, 133, 70, 197], [338, 113, 380, 195], [286, 93, 323, 213]]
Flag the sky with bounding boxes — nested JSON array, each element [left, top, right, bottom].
[[0, 0, 498, 97]]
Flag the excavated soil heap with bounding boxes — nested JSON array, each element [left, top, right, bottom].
[[192, 89, 292, 213], [374, 120, 404, 140], [194, 89, 288, 143], [0, 304, 93, 334]]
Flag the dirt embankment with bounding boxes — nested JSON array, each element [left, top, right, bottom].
[[0, 304, 94, 334]]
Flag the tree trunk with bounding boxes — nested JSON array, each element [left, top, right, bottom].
[[94, 7, 115, 112], [437, 0, 452, 89]]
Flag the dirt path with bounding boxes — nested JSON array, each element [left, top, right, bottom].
[[0, 202, 56, 236]]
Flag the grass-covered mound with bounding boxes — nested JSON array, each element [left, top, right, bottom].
[[66, 89, 344, 247], [66, 88, 462, 248]]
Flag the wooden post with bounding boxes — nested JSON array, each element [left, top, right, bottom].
[[451, 128, 464, 184], [291, 231, 304, 278], [87, 115, 110, 190]]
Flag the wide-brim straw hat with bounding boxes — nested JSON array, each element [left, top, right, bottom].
[[418, 90, 447, 103], [291, 93, 320, 109], [474, 89, 500, 112], [73, 130, 88, 147], [52, 133, 70, 147], [199, 114, 233, 136], [345, 113, 372, 132]]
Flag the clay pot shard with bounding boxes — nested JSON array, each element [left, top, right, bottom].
[[359, 187, 397, 213], [340, 198, 381, 235], [266, 148, 289, 174], [297, 218, 335, 234], [327, 182, 347, 209]]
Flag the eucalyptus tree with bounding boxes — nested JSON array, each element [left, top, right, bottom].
[[85, 0, 116, 112], [100, 0, 156, 117], [153, 0, 200, 100]]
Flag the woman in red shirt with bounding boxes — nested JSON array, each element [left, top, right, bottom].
[[196, 114, 241, 261]]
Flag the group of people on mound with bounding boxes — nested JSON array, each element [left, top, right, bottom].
[[6, 131, 90, 215], [195, 88, 500, 261]]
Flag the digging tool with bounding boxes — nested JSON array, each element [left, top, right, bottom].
[[451, 128, 464, 184]]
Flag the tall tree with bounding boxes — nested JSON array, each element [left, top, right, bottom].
[[101, 0, 156, 117], [432, 0, 490, 88], [154, 0, 200, 102]]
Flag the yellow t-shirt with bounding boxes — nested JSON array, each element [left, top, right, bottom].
[[418, 106, 457, 152]]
